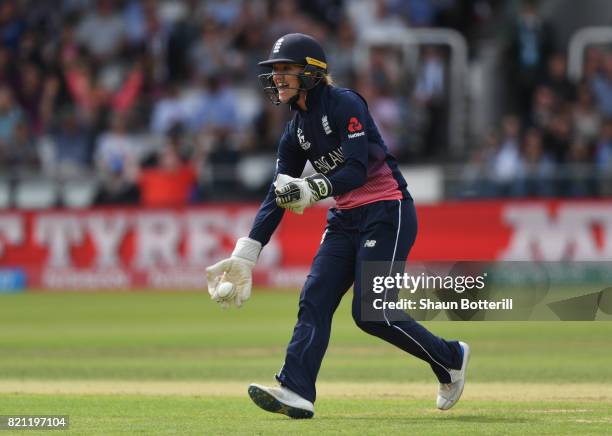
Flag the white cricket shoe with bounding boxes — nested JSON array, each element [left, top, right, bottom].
[[437, 341, 470, 410], [248, 383, 314, 419]]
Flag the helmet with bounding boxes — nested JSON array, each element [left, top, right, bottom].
[[258, 33, 328, 105]]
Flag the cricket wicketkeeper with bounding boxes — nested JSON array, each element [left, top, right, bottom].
[[206, 33, 470, 419]]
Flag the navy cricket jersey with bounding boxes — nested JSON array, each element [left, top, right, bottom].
[[249, 83, 411, 245]]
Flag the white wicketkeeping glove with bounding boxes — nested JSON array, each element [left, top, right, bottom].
[[274, 173, 332, 214], [206, 237, 262, 308]]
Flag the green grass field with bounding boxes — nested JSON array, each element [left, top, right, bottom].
[[1, 291, 611, 435]]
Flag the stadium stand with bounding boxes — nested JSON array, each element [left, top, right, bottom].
[[1, 0, 612, 208]]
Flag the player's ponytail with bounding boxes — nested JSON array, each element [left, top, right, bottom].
[[323, 73, 335, 86]]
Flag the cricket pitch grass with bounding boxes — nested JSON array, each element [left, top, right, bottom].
[[1, 291, 611, 435]]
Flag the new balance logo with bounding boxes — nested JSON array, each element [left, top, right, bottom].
[[364, 240, 377, 247]]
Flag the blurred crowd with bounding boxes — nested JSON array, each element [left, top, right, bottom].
[[460, 1, 612, 198], [0, 0, 496, 206], [1, 0, 610, 206]]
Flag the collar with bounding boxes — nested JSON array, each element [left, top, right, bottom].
[[290, 83, 326, 114]]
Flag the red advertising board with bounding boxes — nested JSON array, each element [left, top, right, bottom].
[[1, 200, 611, 290]]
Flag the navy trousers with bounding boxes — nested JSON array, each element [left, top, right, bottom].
[[275, 199, 463, 403]]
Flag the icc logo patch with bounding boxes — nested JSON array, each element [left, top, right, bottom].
[[297, 127, 311, 150]]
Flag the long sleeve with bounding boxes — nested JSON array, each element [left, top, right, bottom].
[[325, 91, 369, 196], [248, 120, 307, 246]]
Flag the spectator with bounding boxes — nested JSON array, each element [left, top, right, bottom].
[[369, 81, 402, 156], [346, 0, 408, 38], [123, 0, 174, 86], [503, 0, 554, 115], [370, 46, 401, 93], [543, 111, 572, 162], [514, 128, 555, 197], [64, 53, 144, 120], [46, 107, 93, 177], [491, 115, 522, 196], [458, 128, 499, 198], [39, 74, 62, 130], [0, 0, 26, 52], [14, 29, 41, 66], [529, 85, 556, 130], [591, 52, 612, 118], [138, 130, 201, 208], [94, 111, 141, 176], [205, 132, 241, 198], [572, 84, 601, 144], [0, 118, 39, 174], [93, 112, 144, 206], [76, 0, 125, 61], [231, 23, 266, 81], [198, 0, 244, 28], [63, 56, 101, 120], [0, 84, 23, 148], [563, 138, 595, 197], [106, 61, 145, 114], [595, 119, 612, 195], [325, 18, 357, 88], [163, 4, 197, 83], [399, 0, 440, 27], [14, 63, 44, 133], [414, 46, 447, 157], [247, 100, 291, 153], [188, 18, 241, 79], [123, 0, 157, 48], [59, 18, 81, 66], [298, 0, 343, 30], [595, 119, 612, 171], [149, 82, 189, 135], [0, 46, 14, 85], [266, 0, 312, 41], [93, 156, 140, 206], [541, 53, 575, 103], [582, 46, 604, 85], [188, 73, 239, 135]]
